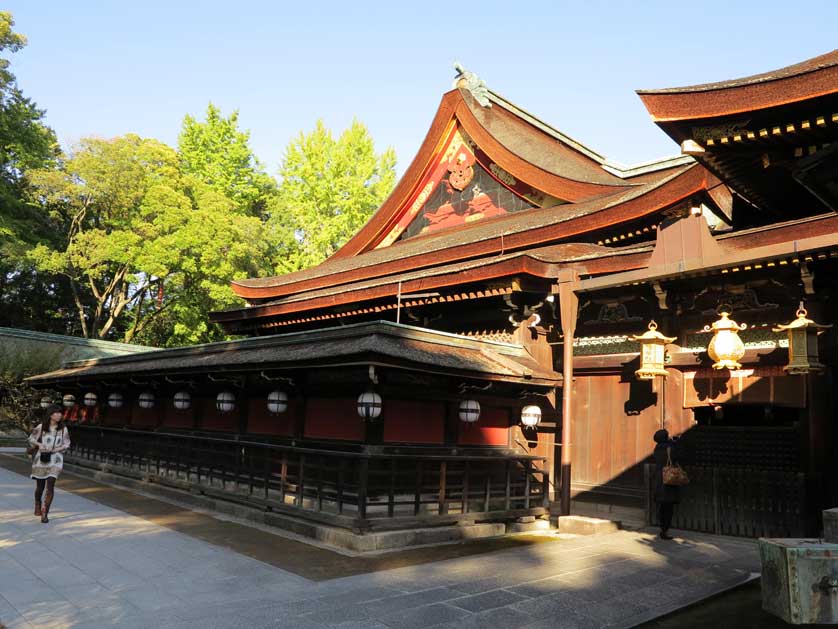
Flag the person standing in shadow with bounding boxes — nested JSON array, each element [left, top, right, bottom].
[[653, 428, 681, 540]]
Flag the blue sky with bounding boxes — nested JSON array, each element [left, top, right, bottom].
[[6, 1, 838, 175]]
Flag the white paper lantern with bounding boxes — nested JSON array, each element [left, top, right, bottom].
[[267, 390, 288, 414], [62, 394, 76, 408], [107, 392, 124, 409], [173, 391, 191, 410], [83, 392, 98, 407], [39, 396, 52, 409], [138, 391, 155, 409], [459, 399, 481, 423], [216, 391, 236, 413], [521, 405, 542, 428], [357, 391, 382, 420]]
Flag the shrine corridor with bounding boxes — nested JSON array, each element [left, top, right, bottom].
[[0, 454, 761, 629]]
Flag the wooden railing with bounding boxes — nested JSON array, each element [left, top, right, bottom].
[[645, 464, 817, 538], [69, 425, 549, 531]]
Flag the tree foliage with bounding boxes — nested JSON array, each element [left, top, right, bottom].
[[178, 103, 275, 217], [27, 135, 270, 345], [0, 10, 397, 347], [269, 119, 396, 272]]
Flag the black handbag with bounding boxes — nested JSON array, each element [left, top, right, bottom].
[[39, 452, 52, 464]]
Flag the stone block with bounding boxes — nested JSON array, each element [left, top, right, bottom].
[[507, 518, 551, 533], [824, 508, 838, 543], [557, 515, 619, 536]]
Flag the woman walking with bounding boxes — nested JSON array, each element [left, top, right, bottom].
[[28, 405, 71, 523], [653, 428, 681, 540]]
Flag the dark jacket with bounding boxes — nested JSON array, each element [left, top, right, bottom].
[[653, 440, 681, 504]]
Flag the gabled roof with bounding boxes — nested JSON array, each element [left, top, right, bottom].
[[228, 162, 708, 302], [227, 80, 708, 307]]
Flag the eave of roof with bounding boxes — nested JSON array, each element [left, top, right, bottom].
[[230, 162, 707, 301], [26, 321, 561, 388], [637, 50, 838, 122], [578, 212, 838, 292]]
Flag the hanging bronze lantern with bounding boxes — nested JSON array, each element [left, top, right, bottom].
[[772, 306, 832, 375], [704, 310, 747, 370], [631, 320, 676, 380]]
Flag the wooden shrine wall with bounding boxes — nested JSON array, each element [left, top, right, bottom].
[[570, 370, 693, 497]]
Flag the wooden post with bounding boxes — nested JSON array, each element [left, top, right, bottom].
[[558, 270, 579, 516]]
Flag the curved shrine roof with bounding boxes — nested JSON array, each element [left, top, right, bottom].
[[637, 49, 838, 122]]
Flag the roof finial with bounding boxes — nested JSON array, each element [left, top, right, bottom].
[[453, 62, 491, 108]]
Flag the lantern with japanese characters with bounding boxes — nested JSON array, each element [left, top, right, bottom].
[[631, 320, 676, 380]]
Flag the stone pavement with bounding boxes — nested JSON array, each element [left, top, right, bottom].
[[0, 462, 761, 629]]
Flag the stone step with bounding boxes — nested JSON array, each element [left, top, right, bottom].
[[557, 515, 620, 536]]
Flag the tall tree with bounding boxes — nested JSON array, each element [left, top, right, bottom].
[[27, 135, 270, 345], [269, 119, 396, 272], [0, 12, 66, 333], [178, 103, 275, 217]]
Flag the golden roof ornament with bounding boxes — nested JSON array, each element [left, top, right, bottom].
[[772, 304, 832, 375], [703, 310, 747, 370], [453, 62, 491, 108], [630, 320, 676, 380]]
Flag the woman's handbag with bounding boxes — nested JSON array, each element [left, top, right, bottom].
[[662, 447, 689, 486]]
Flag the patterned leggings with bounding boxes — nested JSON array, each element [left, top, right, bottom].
[[35, 477, 56, 511]]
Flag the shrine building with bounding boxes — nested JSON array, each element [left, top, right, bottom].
[[28, 51, 838, 544]]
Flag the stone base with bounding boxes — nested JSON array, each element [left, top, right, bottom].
[[62, 460, 509, 553], [508, 517, 551, 533], [557, 515, 620, 536]]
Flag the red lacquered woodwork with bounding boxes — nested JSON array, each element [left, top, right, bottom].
[[304, 398, 364, 441], [458, 406, 510, 446], [382, 399, 445, 444]]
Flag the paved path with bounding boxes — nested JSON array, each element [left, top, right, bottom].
[[0, 464, 761, 629]]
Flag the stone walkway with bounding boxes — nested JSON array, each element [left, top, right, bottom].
[[0, 463, 761, 628]]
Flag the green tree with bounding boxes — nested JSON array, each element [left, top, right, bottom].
[[27, 135, 269, 345], [178, 103, 275, 217], [0, 12, 66, 334], [269, 119, 396, 272]]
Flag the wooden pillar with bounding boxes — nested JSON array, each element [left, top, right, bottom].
[[558, 270, 579, 516]]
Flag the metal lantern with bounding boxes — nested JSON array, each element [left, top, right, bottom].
[[459, 399, 481, 423], [62, 394, 76, 408], [772, 306, 833, 375], [267, 390, 288, 414], [357, 391, 382, 420], [704, 310, 747, 370], [520, 405, 542, 428], [39, 396, 52, 409], [173, 391, 191, 410], [630, 320, 676, 380], [83, 392, 98, 407], [138, 391, 155, 409], [107, 392, 124, 409], [216, 391, 236, 413]]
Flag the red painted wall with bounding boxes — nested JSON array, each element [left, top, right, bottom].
[[199, 397, 237, 432], [247, 398, 295, 436], [304, 398, 363, 441], [383, 399, 445, 444], [102, 406, 128, 427], [160, 402, 193, 429], [131, 404, 158, 428], [458, 406, 510, 446]]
